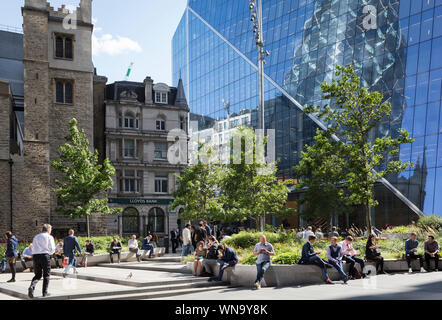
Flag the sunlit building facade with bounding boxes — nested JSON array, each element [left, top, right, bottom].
[[172, 0, 442, 225]]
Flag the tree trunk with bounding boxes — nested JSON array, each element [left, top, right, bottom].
[[86, 215, 90, 239], [365, 201, 372, 239]]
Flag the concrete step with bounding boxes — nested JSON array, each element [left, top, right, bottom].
[[50, 269, 209, 287], [98, 262, 191, 274], [80, 284, 228, 300]]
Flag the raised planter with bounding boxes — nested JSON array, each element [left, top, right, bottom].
[[187, 259, 442, 288]]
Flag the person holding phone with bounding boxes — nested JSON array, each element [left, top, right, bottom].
[[193, 241, 207, 276], [253, 235, 275, 289]]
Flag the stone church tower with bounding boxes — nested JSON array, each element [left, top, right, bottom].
[[10, 0, 104, 240]]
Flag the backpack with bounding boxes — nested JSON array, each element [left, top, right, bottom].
[[351, 267, 361, 279]]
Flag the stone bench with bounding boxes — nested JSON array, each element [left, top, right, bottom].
[[186, 258, 442, 288]]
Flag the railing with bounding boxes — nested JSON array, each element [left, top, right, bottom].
[[0, 24, 23, 34]]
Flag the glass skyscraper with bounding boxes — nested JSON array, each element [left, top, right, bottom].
[[172, 0, 442, 225]]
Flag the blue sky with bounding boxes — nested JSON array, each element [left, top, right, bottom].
[[0, 0, 187, 85]]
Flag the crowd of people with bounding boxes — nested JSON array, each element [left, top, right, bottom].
[[0, 221, 440, 297]]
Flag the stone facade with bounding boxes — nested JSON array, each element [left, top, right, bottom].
[[102, 78, 189, 245], [0, 0, 107, 241]]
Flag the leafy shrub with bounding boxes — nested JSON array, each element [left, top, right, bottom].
[[222, 231, 283, 248], [272, 251, 301, 265], [417, 216, 442, 232], [382, 225, 411, 234], [240, 253, 258, 265]]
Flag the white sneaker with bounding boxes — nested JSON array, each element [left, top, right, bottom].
[[408, 268, 413, 273], [420, 267, 426, 273], [254, 281, 261, 290]]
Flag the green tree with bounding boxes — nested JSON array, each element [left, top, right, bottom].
[[304, 65, 414, 235], [294, 128, 352, 220], [170, 145, 223, 222], [218, 126, 292, 231], [51, 118, 121, 238]]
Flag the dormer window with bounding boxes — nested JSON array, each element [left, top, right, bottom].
[[153, 83, 170, 104], [155, 92, 168, 104]]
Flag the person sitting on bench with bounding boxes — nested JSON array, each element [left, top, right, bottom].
[[142, 235, 155, 258], [340, 236, 366, 279], [210, 245, 238, 282], [405, 232, 425, 273], [109, 238, 122, 264], [326, 237, 348, 283], [21, 244, 33, 272], [299, 235, 333, 284], [424, 235, 439, 272], [365, 234, 386, 274]]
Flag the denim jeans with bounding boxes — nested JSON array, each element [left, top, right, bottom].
[[142, 245, 155, 258], [181, 244, 194, 257], [256, 261, 271, 284], [328, 259, 347, 279], [63, 255, 77, 274]]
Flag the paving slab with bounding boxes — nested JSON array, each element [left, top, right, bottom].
[[0, 272, 141, 300], [156, 271, 442, 300], [51, 266, 207, 287]]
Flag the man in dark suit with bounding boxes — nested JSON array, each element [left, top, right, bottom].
[[170, 228, 179, 253], [62, 229, 82, 277], [142, 235, 155, 258], [299, 234, 333, 284], [210, 245, 238, 282]]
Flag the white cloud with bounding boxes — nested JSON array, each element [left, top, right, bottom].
[[92, 18, 142, 56]]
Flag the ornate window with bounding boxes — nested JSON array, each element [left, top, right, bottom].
[[154, 142, 168, 160], [154, 173, 168, 193], [122, 207, 139, 234], [156, 117, 166, 131], [54, 34, 73, 59], [148, 207, 165, 233], [55, 80, 73, 104]]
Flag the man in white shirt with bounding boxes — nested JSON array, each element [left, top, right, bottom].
[[28, 224, 56, 299], [181, 224, 193, 259], [303, 226, 314, 240], [128, 235, 141, 262]]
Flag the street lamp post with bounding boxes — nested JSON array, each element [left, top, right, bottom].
[[249, 0, 269, 232]]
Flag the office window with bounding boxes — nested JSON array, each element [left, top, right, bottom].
[[156, 118, 166, 131], [154, 173, 168, 193], [123, 139, 135, 158], [121, 170, 142, 193], [154, 142, 168, 160], [55, 80, 73, 104], [124, 113, 135, 128], [54, 34, 73, 59]]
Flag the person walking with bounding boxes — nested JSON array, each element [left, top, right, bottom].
[[4, 231, 19, 283], [299, 235, 333, 284], [128, 235, 141, 262], [365, 234, 386, 274], [326, 237, 349, 283], [62, 229, 82, 277], [405, 232, 425, 273], [28, 224, 56, 299], [253, 235, 275, 289], [424, 235, 439, 272], [181, 224, 194, 259]]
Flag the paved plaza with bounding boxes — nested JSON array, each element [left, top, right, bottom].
[[0, 257, 440, 300]]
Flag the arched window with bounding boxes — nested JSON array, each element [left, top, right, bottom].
[[122, 207, 139, 234], [148, 207, 165, 233]]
